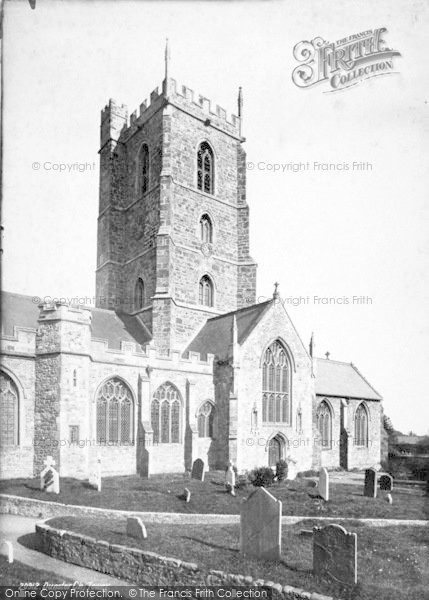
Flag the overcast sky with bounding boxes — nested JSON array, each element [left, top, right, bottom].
[[3, 0, 429, 434]]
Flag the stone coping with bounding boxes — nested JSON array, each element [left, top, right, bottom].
[[35, 519, 334, 600], [1, 493, 428, 527]]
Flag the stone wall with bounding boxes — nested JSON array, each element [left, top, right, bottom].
[[36, 521, 333, 600]]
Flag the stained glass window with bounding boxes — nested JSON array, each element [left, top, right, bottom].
[[0, 372, 18, 445], [96, 378, 134, 444], [197, 401, 214, 438], [151, 383, 182, 444], [354, 403, 368, 446], [317, 400, 332, 448], [262, 341, 290, 423]]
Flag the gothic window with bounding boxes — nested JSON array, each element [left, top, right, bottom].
[[354, 403, 368, 446], [200, 214, 213, 243], [151, 383, 182, 444], [0, 372, 19, 446], [199, 275, 214, 307], [96, 378, 134, 445], [317, 400, 332, 449], [268, 435, 282, 467], [197, 142, 214, 194], [140, 144, 149, 195], [262, 341, 291, 424], [134, 278, 145, 310], [197, 401, 214, 438]]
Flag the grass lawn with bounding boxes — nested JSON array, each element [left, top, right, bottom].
[[46, 515, 429, 600], [0, 555, 75, 585], [1, 472, 428, 520]]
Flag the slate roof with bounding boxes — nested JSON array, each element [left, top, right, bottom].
[[185, 300, 272, 359], [1, 291, 151, 350], [315, 358, 382, 401]]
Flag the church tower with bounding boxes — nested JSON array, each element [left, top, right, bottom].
[[96, 47, 257, 353]]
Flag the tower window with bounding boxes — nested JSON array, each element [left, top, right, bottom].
[[198, 401, 215, 438], [96, 378, 134, 445], [354, 403, 368, 446], [317, 400, 332, 449], [262, 341, 290, 424], [0, 371, 19, 446], [151, 383, 182, 444], [199, 214, 213, 243], [197, 142, 214, 194], [134, 278, 145, 310], [140, 144, 149, 195], [199, 275, 214, 307]]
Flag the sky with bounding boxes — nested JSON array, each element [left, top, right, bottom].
[[2, 0, 429, 434]]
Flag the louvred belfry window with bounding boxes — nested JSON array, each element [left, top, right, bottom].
[[197, 142, 214, 194]]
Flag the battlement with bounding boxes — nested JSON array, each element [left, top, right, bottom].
[[101, 78, 242, 143]]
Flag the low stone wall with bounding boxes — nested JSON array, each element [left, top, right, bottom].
[[36, 521, 333, 600]]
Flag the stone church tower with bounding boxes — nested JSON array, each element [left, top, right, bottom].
[[96, 57, 257, 353]]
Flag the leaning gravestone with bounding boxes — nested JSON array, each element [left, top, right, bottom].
[[0, 540, 13, 563], [318, 468, 329, 501], [313, 524, 357, 585], [240, 487, 282, 560], [225, 461, 236, 496], [88, 455, 102, 492], [379, 474, 393, 491], [126, 517, 147, 539], [184, 488, 191, 503], [191, 458, 205, 481], [40, 456, 60, 494], [364, 468, 377, 498]]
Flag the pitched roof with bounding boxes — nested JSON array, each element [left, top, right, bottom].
[[315, 358, 382, 401], [1, 291, 151, 350], [185, 300, 272, 359]]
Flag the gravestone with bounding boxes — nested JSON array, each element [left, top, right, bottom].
[[225, 461, 236, 496], [318, 468, 329, 501], [240, 487, 282, 560], [313, 524, 357, 585], [364, 468, 377, 498], [379, 474, 393, 491], [40, 456, 60, 494], [0, 540, 13, 563], [184, 488, 191, 503], [88, 455, 102, 492], [386, 493, 393, 504], [126, 517, 147, 539], [191, 458, 205, 481]]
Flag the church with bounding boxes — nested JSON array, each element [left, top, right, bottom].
[[0, 57, 383, 480]]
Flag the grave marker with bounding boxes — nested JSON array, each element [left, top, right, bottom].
[[184, 488, 191, 503], [0, 540, 13, 563], [225, 461, 236, 496], [126, 517, 147, 539], [364, 468, 377, 498], [313, 524, 357, 585], [379, 474, 393, 491], [88, 455, 102, 492], [318, 468, 329, 501], [40, 456, 60, 494], [240, 487, 282, 560], [191, 458, 205, 481]]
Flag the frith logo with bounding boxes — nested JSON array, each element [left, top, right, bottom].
[[292, 28, 401, 92]]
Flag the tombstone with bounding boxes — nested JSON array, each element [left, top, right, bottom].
[[40, 456, 60, 494], [386, 493, 393, 504], [318, 468, 329, 501], [184, 488, 191, 503], [191, 458, 205, 481], [379, 474, 393, 491], [313, 524, 357, 585], [240, 487, 282, 560], [126, 517, 147, 540], [364, 468, 377, 498], [225, 461, 236, 496], [0, 540, 13, 563], [88, 455, 102, 492]]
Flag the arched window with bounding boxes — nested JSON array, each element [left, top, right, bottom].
[[0, 372, 19, 445], [268, 435, 283, 467], [198, 401, 214, 438], [134, 278, 145, 310], [354, 403, 368, 446], [262, 341, 291, 424], [140, 144, 149, 195], [197, 142, 214, 194], [317, 400, 332, 449], [199, 275, 214, 307], [96, 378, 134, 445], [199, 214, 213, 243], [151, 383, 182, 444]]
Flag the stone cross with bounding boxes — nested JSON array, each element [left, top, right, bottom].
[[240, 487, 282, 560], [313, 524, 357, 585], [364, 468, 377, 498], [225, 461, 236, 496], [0, 540, 13, 563], [126, 517, 147, 540], [191, 458, 205, 481], [318, 468, 329, 501], [379, 474, 393, 491], [40, 456, 60, 494]]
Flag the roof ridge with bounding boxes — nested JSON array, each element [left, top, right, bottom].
[[1, 290, 39, 300], [315, 357, 351, 365]]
